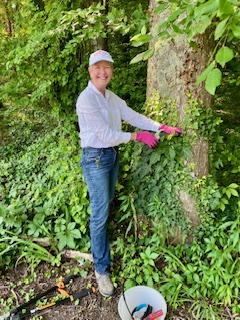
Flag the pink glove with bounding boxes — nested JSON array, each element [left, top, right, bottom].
[[136, 131, 158, 148], [159, 124, 183, 135]]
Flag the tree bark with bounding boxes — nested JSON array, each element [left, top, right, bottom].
[[147, 0, 215, 230], [76, 0, 109, 63], [1, 2, 14, 37]]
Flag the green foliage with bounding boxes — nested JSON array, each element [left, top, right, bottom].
[[0, 1, 149, 113], [0, 1, 240, 319], [113, 93, 240, 318], [0, 115, 91, 268], [114, 197, 240, 318], [130, 0, 240, 95], [0, 230, 60, 267]]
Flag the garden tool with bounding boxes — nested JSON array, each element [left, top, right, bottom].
[[132, 304, 153, 320], [143, 309, 164, 320], [0, 273, 95, 320], [155, 130, 181, 140]]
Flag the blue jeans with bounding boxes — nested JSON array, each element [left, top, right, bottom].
[[81, 146, 120, 275]]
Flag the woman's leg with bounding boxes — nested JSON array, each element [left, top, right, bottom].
[[81, 147, 119, 275]]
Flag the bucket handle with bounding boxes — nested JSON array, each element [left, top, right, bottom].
[[122, 279, 135, 320]]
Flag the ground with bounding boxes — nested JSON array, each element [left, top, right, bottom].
[[0, 260, 191, 320]]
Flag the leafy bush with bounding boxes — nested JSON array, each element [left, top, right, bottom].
[[1, 1, 240, 318], [111, 94, 240, 318], [0, 115, 90, 268]]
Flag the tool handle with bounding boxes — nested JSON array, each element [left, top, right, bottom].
[[5, 274, 79, 317], [143, 309, 164, 320], [72, 288, 95, 300], [155, 130, 181, 139], [63, 274, 79, 285], [54, 287, 95, 307]]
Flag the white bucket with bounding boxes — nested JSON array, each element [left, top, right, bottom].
[[118, 285, 167, 320]]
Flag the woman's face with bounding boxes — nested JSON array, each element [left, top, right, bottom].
[[88, 61, 113, 94]]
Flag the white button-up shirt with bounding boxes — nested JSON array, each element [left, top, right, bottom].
[[76, 81, 160, 148]]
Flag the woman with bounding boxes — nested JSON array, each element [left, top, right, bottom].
[[76, 50, 182, 297]]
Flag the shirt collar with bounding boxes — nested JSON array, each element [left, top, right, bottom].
[[88, 81, 110, 100]]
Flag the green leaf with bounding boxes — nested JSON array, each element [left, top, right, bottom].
[[195, 16, 213, 35], [196, 61, 215, 84], [219, 201, 225, 211], [229, 189, 239, 197], [205, 68, 222, 95], [147, 259, 154, 267], [193, 273, 200, 283], [214, 17, 229, 40], [130, 48, 154, 64], [142, 48, 155, 61], [154, 3, 168, 15], [194, 0, 219, 18], [183, 147, 192, 158], [58, 235, 67, 251], [150, 252, 159, 259], [67, 222, 76, 231], [66, 235, 76, 248], [168, 8, 186, 23], [169, 148, 176, 159], [189, 41, 199, 51], [216, 46, 234, 68], [218, 0, 234, 17], [228, 183, 239, 189], [231, 24, 240, 38], [141, 25, 147, 35], [154, 39, 164, 51], [131, 34, 153, 47], [226, 189, 231, 198], [71, 229, 81, 238]]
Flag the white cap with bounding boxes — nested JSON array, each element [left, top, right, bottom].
[[89, 50, 114, 66]]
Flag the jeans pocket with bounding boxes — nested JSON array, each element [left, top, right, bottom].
[[81, 149, 102, 168]]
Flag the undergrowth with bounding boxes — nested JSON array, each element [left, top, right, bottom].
[[0, 95, 239, 319]]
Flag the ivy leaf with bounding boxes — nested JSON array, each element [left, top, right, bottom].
[[205, 68, 222, 95], [183, 147, 192, 159], [216, 46, 234, 68]]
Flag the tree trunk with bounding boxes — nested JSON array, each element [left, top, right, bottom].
[[76, 0, 108, 63], [147, 0, 215, 230], [1, 2, 14, 37]]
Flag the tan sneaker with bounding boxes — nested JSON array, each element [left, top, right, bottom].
[[95, 271, 114, 297]]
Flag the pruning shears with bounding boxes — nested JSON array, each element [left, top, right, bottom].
[[0, 273, 96, 320], [155, 130, 181, 140], [143, 309, 164, 320]]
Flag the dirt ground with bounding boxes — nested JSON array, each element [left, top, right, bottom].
[[0, 260, 191, 320]]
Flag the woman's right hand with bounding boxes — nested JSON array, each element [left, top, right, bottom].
[[136, 131, 158, 148]]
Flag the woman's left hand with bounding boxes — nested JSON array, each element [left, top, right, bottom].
[[159, 124, 182, 135]]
